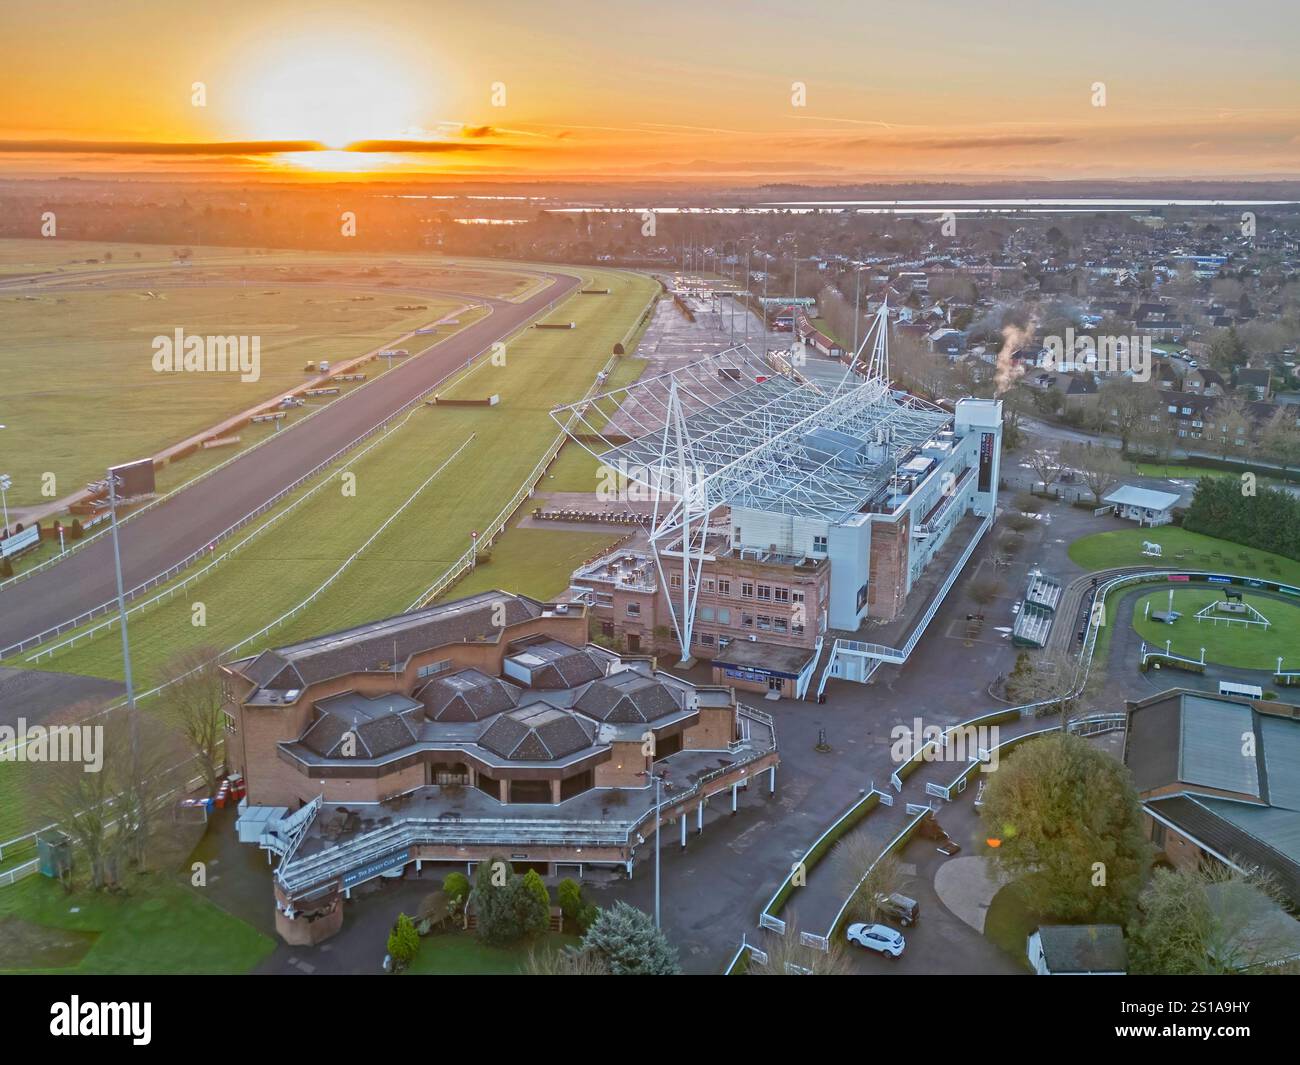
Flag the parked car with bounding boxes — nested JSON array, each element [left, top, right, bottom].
[[876, 893, 919, 927], [318, 360, 331, 373], [937, 838, 962, 856], [303, 360, 316, 372], [846, 922, 906, 958]]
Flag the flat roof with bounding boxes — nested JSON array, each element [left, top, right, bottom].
[[1104, 484, 1181, 511], [714, 640, 815, 678]]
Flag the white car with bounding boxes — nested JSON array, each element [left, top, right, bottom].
[[846, 922, 906, 958]]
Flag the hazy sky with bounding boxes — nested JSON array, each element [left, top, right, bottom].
[[2, 0, 1298, 181]]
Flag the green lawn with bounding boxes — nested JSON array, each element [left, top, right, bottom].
[[1131, 587, 1300, 670], [1068, 527, 1300, 588], [0, 874, 274, 974], [0, 240, 542, 508], [1130, 462, 1288, 488], [406, 930, 579, 974], [983, 879, 1047, 970], [0, 267, 655, 842]]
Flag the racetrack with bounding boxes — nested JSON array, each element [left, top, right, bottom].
[[0, 265, 582, 654]]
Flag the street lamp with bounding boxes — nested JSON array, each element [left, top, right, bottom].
[[107, 472, 137, 721], [639, 768, 671, 929]]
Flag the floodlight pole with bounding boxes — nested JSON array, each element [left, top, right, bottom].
[[108, 473, 138, 759], [0, 473, 10, 533]]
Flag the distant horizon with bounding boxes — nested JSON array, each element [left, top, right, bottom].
[[3, 0, 1298, 184]]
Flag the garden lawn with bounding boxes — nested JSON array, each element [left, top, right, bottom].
[[1130, 587, 1300, 670], [1068, 527, 1300, 588], [0, 874, 274, 974], [405, 930, 579, 975]]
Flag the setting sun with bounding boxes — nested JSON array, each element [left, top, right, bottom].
[[229, 34, 431, 148]]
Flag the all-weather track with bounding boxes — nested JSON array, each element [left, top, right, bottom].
[[0, 266, 583, 654]]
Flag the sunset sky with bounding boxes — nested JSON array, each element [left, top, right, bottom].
[[2, 0, 1298, 182]]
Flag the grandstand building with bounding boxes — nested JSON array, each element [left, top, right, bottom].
[[223, 591, 778, 944], [559, 303, 1003, 698]]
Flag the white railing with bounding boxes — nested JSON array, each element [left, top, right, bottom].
[[1, 282, 578, 659]]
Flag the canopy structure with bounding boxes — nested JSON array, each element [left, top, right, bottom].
[[550, 303, 951, 660]]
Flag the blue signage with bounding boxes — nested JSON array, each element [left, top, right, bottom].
[[342, 848, 411, 888]]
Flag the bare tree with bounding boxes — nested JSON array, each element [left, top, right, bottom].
[[1063, 441, 1124, 503], [832, 838, 906, 924], [747, 921, 856, 976], [1028, 446, 1064, 493], [40, 701, 119, 890], [1208, 395, 1254, 461], [162, 647, 227, 797], [968, 578, 1005, 607]]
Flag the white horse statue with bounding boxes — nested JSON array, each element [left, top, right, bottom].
[[1141, 540, 1163, 557]]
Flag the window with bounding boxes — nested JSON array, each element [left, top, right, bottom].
[[417, 659, 453, 679], [792, 622, 805, 636], [757, 615, 772, 630], [774, 587, 790, 603], [742, 613, 754, 628], [791, 590, 805, 605], [774, 618, 788, 633], [741, 581, 754, 599], [703, 578, 714, 592], [757, 584, 772, 601], [626, 603, 641, 617], [813, 535, 828, 553], [717, 608, 731, 624], [1150, 820, 1166, 847], [670, 573, 682, 590], [699, 633, 715, 646], [699, 606, 715, 621], [718, 579, 731, 595]]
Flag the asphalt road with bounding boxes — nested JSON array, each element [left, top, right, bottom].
[[0, 268, 581, 654]]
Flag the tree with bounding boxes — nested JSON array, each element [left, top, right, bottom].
[[1096, 378, 1163, 453], [979, 732, 1149, 924], [471, 859, 548, 945], [41, 701, 120, 889], [387, 913, 420, 969], [1062, 441, 1123, 503], [1207, 394, 1253, 460], [519, 869, 552, 937], [967, 577, 1004, 607], [1028, 446, 1064, 493], [1129, 866, 1297, 975], [443, 871, 470, 913], [524, 944, 610, 975], [556, 877, 584, 928], [580, 901, 680, 975], [831, 836, 905, 925], [161, 647, 226, 797], [748, 920, 855, 976], [1208, 325, 1248, 372], [1259, 407, 1300, 473]]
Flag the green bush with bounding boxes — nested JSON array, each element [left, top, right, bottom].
[[443, 871, 470, 907], [1182, 478, 1300, 562], [557, 878, 583, 923], [387, 913, 420, 968]]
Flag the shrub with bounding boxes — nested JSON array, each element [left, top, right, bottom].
[[581, 901, 680, 975], [0, 557, 12, 579], [70, 519, 84, 540], [387, 913, 420, 968], [443, 872, 470, 909], [557, 878, 584, 925]]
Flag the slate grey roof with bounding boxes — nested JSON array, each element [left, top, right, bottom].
[[1148, 795, 1300, 906], [1034, 925, 1127, 973], [417, 669, 519, 722], [478, 704, 596, 761], [573, 672, 684, 723], [504, 637, 605, 689], [232, 591, 544, 692], [299, 692, 423, 759]]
